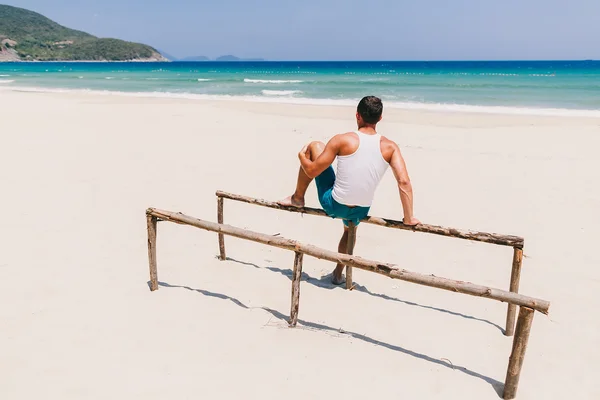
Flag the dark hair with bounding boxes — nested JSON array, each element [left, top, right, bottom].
[[357, 96, 383, 124]]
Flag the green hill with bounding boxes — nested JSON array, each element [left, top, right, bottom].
[[0, 4, 166, 61]]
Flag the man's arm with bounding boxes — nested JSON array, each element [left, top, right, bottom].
[[298, 136, 342, 178], [389, 142, 420, 226]]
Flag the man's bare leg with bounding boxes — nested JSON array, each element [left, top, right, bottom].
[[278, 141, 325, 207], [332, 225, 356, 285]]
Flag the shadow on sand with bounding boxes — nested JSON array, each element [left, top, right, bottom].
[[225, 256, 505, 334], [155, 278, 505, 398]]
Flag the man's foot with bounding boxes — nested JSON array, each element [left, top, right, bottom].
[[332, 273, 346, 285], [277, 195, 305, 208]]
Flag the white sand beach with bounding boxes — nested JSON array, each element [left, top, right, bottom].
[[1, 88, 599, 399]]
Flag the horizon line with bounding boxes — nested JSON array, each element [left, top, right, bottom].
[[160, 58, 598, 63]]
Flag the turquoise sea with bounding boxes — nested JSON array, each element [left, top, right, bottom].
[[1, 61, 599, 116]]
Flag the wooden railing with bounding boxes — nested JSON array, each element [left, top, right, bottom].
[[145, 206, 549, 400], [216, 191, 526, 336]]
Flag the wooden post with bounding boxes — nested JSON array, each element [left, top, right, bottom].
[[289, 251, 304, 327], [146, 214, 158, 291], [217, 197, 226, 260], [505, 248, 524, 336], [503, 306, 535, 399], [345, 222, 357, 290]]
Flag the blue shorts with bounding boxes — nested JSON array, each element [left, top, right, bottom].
[[315, 166, 370, 227]]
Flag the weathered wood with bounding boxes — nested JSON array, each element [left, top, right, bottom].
[[215, 190, 524, 248], [146, 213, 158, 291], [346, 222, 357, 290], [147, 208, 549, 314], [217, 197, 226, 260], [289, 252, 303, 327], [503, 307, 535, 399], [505, 248, 524, 336]]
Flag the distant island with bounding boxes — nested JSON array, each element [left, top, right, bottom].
[[170, 54, 266, 62], [215, 55, 265, 62], [0, 4, 166, 62], [178, 55, 211, 62]]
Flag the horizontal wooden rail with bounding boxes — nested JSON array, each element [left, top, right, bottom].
[[215, 191, 524, 248], [147, 208, 548, 314]]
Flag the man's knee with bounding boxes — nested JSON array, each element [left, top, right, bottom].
[[307, 141, 325, 160]]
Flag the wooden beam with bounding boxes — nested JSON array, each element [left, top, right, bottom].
[[289, 252, 303, 327], [503, 307, 535, 399], [215, 191, 524, 248], [147, 208, 549, 314], [505, 248, 524, 336], [146, 214, 158, 291]]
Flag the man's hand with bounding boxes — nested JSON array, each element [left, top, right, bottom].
[[298, 144, 308, 161], [403, 216, 421, 226]]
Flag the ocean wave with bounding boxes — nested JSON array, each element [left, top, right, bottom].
[[105, 77, 115, 80], [245, 79, 304, 84], [359, 78, 391, 82], [0, 79, 15, 84], [262, 90, 303, 96], [197, 78, 212, 82], [242, 71, 316, 75], [3, 85, 600, 118], [0, 74, 10, 77]]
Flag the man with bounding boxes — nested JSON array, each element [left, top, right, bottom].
[[279, 96, 420, 284]]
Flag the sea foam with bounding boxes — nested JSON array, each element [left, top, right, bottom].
[[3, 85, 600, 118], [262, 90, 303, 96], [245, 79, 303, 84]]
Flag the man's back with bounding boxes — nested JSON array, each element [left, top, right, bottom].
[[333, 130, 399, 161], [331, 130, 390, 207]]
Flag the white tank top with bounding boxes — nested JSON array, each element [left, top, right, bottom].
[[331, 131, 390, 207]]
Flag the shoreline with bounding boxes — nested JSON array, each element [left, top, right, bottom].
[[2, 84, 600, 118]]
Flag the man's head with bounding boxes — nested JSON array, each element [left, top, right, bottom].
[[356, 96, 383, 127]]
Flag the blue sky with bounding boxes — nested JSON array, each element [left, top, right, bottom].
[[3, 0, 598, 60]]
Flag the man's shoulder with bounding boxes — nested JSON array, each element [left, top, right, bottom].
[[337, 131, 359, 139], [329, 131, 359, 144], [330, 131, 360, 156], [380, 134, 396, 143], [380, 135, 399, 150], [379, 135, 400, 162]]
